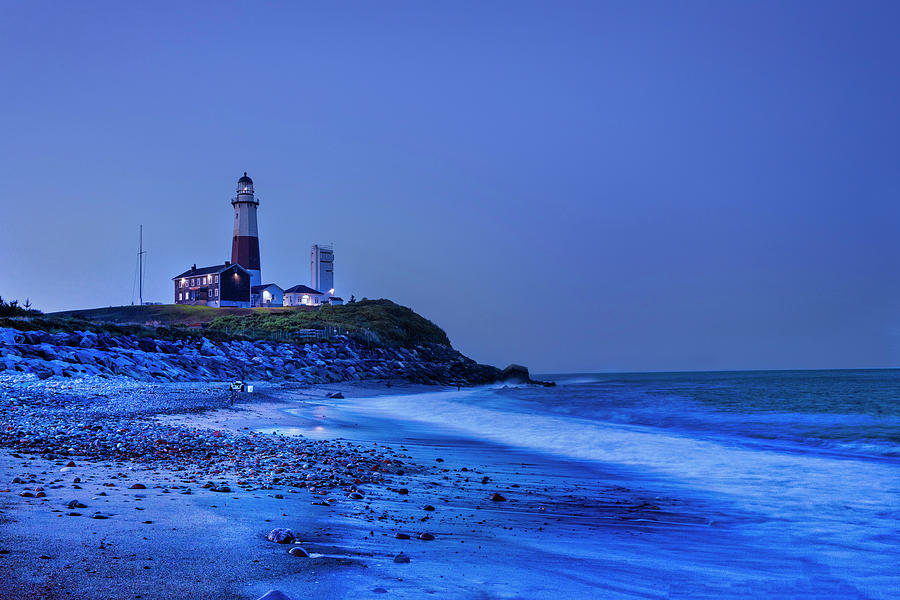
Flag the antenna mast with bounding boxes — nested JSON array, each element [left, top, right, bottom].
[[138, 225, 147, 306]]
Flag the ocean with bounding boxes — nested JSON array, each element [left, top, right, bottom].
[[299, 370, 900, 598]]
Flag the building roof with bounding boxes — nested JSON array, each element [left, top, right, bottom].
[[238, 172, 253, 184], [328, 297, 343, 302], [284, 285, 323, 295], [251, 284, 283, 293], [172, 263, 248, 280]]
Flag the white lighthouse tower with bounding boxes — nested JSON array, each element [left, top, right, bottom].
[[231, 172, 262, 287]]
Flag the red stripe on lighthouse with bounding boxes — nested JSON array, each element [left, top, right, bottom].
[[232, 236, 260, 271]]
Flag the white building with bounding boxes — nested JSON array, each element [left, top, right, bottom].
[[251, 283, 284, 307], [310, 244, 334, 295], [284, 285, 327, 307]]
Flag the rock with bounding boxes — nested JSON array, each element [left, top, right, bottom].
[[393, 553, 411, 563], [499, 364, 530, 383], [397, 488, 409, 495], [65, 461, 76, 467], [490, 492, 507, 502], [91, 512, 109, 519], [256, 592, 292, 600], [129, 483, 146, 489], [423, 505, 435, 511], [349, 492, 364, 499], [395, 533, 410, 540], [65, 500, 87, 509], [266, 528, 296, 544], [212, 486, 231, 493], [288, 546, 309, 557], [417, 532, 435, 541], [373, 587, 388, 593], [326, 392, 344, 399]]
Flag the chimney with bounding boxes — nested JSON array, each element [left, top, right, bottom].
[[225, 260, 230, 266], [191, 264, 197, 272]]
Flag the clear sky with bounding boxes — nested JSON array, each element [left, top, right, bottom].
[[2, 1, 899, 373]]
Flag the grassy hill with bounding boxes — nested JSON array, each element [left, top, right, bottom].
[[46, 300, 451, 347], [50, 304, 303, 326]]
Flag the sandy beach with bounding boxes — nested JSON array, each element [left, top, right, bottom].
[[0, 377, 605, 599], [4, 373, 898, 599]]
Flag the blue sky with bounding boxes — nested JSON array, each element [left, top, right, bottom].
[[2, 1, 899, 372]]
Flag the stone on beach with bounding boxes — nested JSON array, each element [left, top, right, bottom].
[[393, 553, 411, 563], [288, 546, 310, 557], [267, 528, 296, 544], [490, 492, 507, 502], [418, 532, 435, 541], [256, 592, 292, 600]]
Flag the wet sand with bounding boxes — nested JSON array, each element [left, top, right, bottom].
[[1, 379, 771, 599]]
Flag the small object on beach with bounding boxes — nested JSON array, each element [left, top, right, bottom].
[[418, 532, 435, 541], [129, 483, 146, 490], [490, 493, 507, 502], [396, 488, 409, 495], [266, 528, 296, 544], [395, 533, 410, 540], [481, 476, 490, 484], [12, 477, 24, 484], [288, 546, 309, 557], [212, 485, 231, 493], [435, 458, 444, 463], [39, 555, 51, 559], [142, 520, 153, 524], [393, 553, 411, 563], [91, 512, 109, 519], [36, 491, 46, 497], [66, 512, 82, 516], [73, 477, 81, 483], [349, 492, 364, 499], [65, 461, 76, 467], [19, 491, 34, 498], [326, 392, 344, 399], [423, 505, 435, 511], [373, 587, 388, 593], [256, 591, 292, 600], [65, 500, 86, 509]]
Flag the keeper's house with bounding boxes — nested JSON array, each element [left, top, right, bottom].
[[251, 283, 284, 307], [173, 262, 252, 308]]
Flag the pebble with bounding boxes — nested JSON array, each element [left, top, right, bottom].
[[267, 528, 296, 544], [129, 483, 147, 489], [423, 505, 435, 511], [373, 587, 388, 593], [418, 533, 435, 541], [395, 533, 410, 540], [490, 493, 507, 502], [256, 591, 292, 600], [288, 547, 309, 557], [393, 553, 411, 563]]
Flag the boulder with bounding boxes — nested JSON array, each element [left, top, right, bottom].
[[499, 364, 530, 383]]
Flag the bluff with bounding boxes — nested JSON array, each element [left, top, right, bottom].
[[0, 301, 501, 385]]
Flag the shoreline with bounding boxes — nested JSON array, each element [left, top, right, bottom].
[[0, 376, 651, 599]]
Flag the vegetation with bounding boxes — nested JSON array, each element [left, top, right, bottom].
[[0, 297, 41, 318], [206, 299, 451, 347], [34, 299, 451, 348]]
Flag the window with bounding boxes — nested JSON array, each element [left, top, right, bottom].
[[214, 275, 219, 283], [214, 288, 218, 297], [178, 293, 182, 301]]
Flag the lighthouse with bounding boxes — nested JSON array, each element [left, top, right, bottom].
[[231, 172, 262, 287]]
